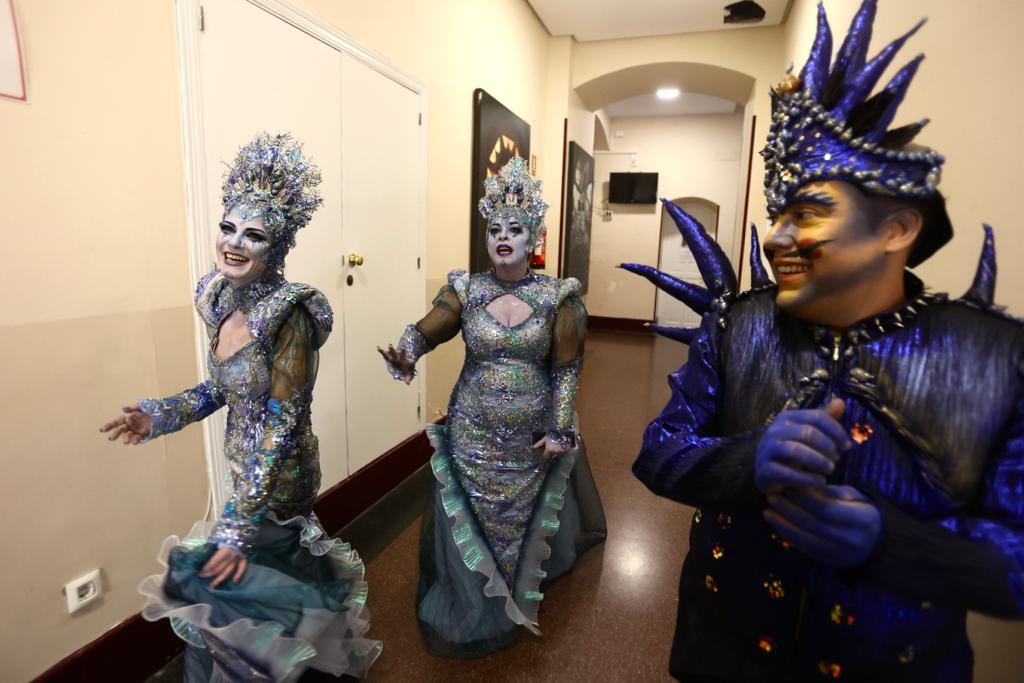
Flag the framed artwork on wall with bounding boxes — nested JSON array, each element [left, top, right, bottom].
[[0, 0, 27, 102], [470, 88, 530, 273], [563, 141, 594, 293]]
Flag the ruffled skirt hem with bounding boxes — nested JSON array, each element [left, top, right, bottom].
[[138, 513, 381, 682], [417, 422, 606, 657]]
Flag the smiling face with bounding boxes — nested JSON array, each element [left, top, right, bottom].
[[764, 181, 897, 324], [486, 213, 533, 272], [217, 206, 272, 287]]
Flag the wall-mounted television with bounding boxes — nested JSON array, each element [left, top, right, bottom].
[[608, 172, 658, 204]]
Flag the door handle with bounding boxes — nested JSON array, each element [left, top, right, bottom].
[[347, 252, 365, 267]]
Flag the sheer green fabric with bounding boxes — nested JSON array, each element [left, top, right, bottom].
[[415, 284, 463, 349]]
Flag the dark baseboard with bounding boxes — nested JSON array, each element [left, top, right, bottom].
[[314, 421, 438, 536], [32, 613, 181, 683], [588, 315, 654, 334], [33, 422, 440, 683]]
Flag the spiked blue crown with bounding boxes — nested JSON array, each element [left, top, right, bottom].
[[762, 1, 943, 222]]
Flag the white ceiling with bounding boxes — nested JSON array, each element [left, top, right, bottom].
[[527, 0, 788, 42], [604, 91, 738, 118]]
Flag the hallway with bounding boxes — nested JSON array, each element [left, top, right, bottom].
[[361, 330, 693, 681]]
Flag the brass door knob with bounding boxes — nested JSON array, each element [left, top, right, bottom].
[[347, 253, 365, 267]]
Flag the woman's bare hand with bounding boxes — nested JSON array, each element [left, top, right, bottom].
[[532, 435, 570, 461], [200, 547, 248, 588], [377, 344, 415, 384], [99, 404, 152, 445]]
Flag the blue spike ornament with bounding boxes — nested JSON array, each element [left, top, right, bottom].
[[798, 2, 832, 98], [622, 201, 739, 342], [661, 200, 737, 298], [829, 0, 877, 82], [647, 324, 700, 346], [961, 225, 997, 308], [762, 0, 944, 220], [748, 224, 773, 289], [618, 263, 711, 315]]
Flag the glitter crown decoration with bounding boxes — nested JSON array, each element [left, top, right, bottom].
[[478, 157, 549, 236], [222, 132, 323, 268], [761, 0, 944, 217]]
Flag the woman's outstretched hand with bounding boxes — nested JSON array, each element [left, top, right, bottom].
[[99, 404, 152, 445], [200, 547, 248, 588], [377, 344, 415, 384], [532, 435, 569, 461]]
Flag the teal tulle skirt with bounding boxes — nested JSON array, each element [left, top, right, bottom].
[[138, 513, 381, 682], [416, 424, 607, 658]]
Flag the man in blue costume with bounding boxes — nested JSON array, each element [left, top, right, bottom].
[[624, 1, 1024, 681]]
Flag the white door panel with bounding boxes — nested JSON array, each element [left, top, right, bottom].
[[191, 0, 426, 492], [197, 0, 349, 490], [340, 53, 424, 473]]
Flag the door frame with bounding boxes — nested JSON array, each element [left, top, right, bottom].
[[174, 0, 428, 511]]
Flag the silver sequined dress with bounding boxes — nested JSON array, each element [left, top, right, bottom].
[[389, 269, 605, 657], [136, 270, 381, 682]]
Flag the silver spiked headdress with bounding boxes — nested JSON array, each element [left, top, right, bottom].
[[477, 157, 548, 244], [222, 132, 323, 270]]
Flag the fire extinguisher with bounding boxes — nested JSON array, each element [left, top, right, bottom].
[[531, 229, 546, 268]]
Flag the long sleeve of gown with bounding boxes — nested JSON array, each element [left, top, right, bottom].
[[138, 380, 226, 441], [860, 392, 1024, 617], [386, 284, 462, 380], [547, 294, 587, 449], [209, 308, 316, 556], [633, 319, 764, 510]]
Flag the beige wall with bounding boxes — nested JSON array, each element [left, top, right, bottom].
[[588, 113, 744, 320], [0, 2, 208, 681], [783, 3, 1024, 681], [1, 0, 559, 679]]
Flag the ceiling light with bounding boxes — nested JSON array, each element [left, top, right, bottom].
[[656, 87, 680, 100]]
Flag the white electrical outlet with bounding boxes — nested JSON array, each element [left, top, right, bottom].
[[64, 569, 102, 614]]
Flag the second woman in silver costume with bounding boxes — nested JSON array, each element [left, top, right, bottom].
[[380, 157, 606, 657]]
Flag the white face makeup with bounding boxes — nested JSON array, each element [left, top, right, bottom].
[[217, 206, 272, 287], [486, 214, 532, 273]]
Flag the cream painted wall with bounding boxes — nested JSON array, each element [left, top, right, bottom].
[[589, 113, 744, 320], [782, 0, 1024, 313], [0, 2, 207, 681], [1, 0, 560, 678], [783, 3, 1024, 681]]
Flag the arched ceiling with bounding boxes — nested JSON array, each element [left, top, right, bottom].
[[576, 61, 756, 110]]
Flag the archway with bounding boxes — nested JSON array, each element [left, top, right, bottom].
[[575, 61, 755, 111]]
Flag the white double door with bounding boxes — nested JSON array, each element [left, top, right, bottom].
[[189, 0, 425, 494]]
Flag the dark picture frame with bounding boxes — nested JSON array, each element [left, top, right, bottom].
[[562, 141, 594, 293], [470, 88, 531, 273]]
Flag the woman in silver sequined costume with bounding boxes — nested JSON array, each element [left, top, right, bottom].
[[101, 133, 381, 682], [380, 157, 606, 657]]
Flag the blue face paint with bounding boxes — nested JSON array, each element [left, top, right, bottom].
[[790, 192, 838, 210]]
